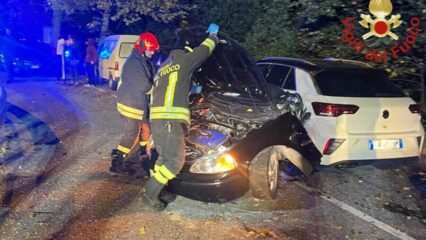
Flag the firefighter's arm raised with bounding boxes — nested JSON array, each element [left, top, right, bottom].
[[185, 24, 219, 72]]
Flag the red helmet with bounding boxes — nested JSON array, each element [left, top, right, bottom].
[[134, 32, 159, 53]]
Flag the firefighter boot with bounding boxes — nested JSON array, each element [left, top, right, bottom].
[[109, 149, 130, 174], [159, 189, 177, 204], [140, 178, 166, 211]]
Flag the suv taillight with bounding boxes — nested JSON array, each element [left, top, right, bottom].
[[312, 102, 359, 117], [409, 104, 421, 114], [114, 61, 119, 71]]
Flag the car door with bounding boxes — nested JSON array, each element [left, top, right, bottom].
[[259, 63, 298, 98], [282, 67, 296, 92], [264, 64, 290, 88], [257, 63, 271, 79]]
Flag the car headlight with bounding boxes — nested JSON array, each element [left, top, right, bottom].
[[189, 153, 238, 174]]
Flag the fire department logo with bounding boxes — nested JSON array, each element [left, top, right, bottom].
[[359, 0, 402, 40], [340, 0, 421, 63], [144, 40, 153, 50]]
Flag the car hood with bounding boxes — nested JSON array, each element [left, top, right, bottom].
[[178, 28, 277, 115]]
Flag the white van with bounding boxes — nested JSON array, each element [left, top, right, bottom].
[[98, 35, 138, 90]]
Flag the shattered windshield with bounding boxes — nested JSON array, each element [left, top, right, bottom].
[[183, 28, 273, 105]]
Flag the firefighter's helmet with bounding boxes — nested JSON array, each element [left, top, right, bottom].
[[134, 32, 160, 53]]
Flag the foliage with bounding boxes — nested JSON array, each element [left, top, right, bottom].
[[0, 0, 50, 38], [190, 0, 262, 43], [243, 0, 299, 59], [45, 0, 90, 13], [83, 0, 192, 27], [192, 0, 425, 101]]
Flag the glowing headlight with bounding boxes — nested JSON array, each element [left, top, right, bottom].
[[189, 153, 238, 174]]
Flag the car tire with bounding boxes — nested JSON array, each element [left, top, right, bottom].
[[249, 147, 279, 200], [109, 76, 118, 91]]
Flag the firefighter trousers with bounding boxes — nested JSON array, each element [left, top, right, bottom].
[[117, 117, 151, 161], [150, 120, 186, 185]]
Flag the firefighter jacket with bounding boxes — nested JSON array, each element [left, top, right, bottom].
[[150, 35, 217, 125], [117, 49, 154, 120]]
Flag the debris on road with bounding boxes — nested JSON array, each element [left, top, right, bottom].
[[139, 226, 145, 236]]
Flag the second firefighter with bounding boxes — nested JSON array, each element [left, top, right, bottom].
[[110, 32, 159, 174]]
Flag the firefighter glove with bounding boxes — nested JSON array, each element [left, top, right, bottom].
[[206, 23, 219, 34]]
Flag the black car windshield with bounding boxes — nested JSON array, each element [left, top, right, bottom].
[[187, 29, 272, 104], [314, 68, 405, 97]]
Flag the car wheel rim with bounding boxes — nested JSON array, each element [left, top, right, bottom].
[[268, 156, 278, 193]]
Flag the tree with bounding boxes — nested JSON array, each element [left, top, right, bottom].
[[46, 0, 90, 46], [191, 0, 262, 43], [191, 0, 425, 102], [0, 0, 49, 40], [87, 0, 193, 39], [244, 0, 300, 59], [245, 0, 425, 98]]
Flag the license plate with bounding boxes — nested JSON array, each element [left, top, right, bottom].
[[30, 65, 40, 69], [368, 139, 403, 150]]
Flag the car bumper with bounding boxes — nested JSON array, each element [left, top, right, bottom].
[[321, 133, 424, 165], [167, 168, 248, 203]]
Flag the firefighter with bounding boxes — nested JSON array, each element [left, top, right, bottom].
[[140, 24, 220, 211], [110, 32, 159, 174]]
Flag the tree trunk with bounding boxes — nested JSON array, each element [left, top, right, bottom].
[[52, 9, 63, 48], [421, 61, 425, 106], [100, 8, 111, 40]]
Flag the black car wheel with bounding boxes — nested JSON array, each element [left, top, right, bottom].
[[249, 147, 279, 200], [109, 75, 118, 91]]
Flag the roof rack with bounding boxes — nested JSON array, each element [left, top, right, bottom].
[[323, 57, 372, 67], [263, 57, 316, 66]]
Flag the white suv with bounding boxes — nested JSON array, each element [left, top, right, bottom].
[[257, 57, 424, 165]]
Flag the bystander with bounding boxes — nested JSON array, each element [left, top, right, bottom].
[[0, 28, 16, 83], [84, 38, 97, 87]]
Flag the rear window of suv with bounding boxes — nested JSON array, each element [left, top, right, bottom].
[[314, 68, 405, 97]]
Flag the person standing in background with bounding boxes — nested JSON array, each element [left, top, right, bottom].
[[63, 34, 79, 85], [84, 38, 97, 86], [56, 34, 66, 83], [0, 28, 16, 83]]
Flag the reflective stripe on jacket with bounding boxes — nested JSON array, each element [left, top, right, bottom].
[[150, 36, 217, 124]]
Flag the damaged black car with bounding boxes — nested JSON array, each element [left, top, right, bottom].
[[156, 29, 321, 203]]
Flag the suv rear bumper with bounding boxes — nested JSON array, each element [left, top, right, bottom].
[[321, 134, 424, 165]]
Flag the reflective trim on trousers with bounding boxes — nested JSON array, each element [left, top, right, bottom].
[[117, 145, 131, 154]]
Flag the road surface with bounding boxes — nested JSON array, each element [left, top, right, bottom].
[[0, 80, 425, 239]]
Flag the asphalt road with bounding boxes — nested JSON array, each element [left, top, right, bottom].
[[0, 80, 425, 240]]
